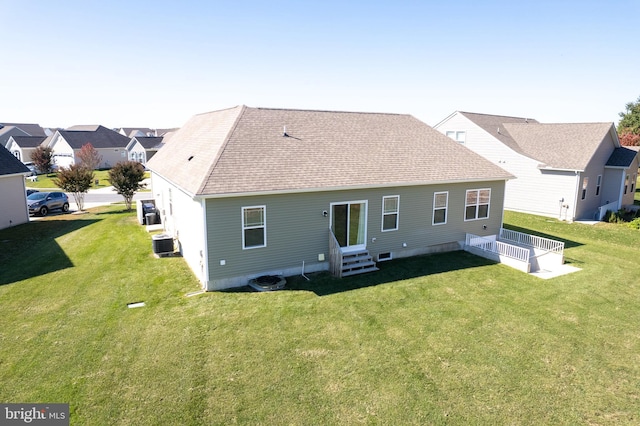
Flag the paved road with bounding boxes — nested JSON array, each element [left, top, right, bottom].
[[27, 179, 153, 213], [68, 186, 151, 210]]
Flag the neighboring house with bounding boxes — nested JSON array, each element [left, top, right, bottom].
[[118, 127, 177, 137], [0, 144, 30, 230], [435, 111, 639, 221], [6, 135, 47, 163], [127, 136, 165, 165], [1, 123, 48, 148], [46, 125, 131, 169], [147, 106, 513, 291]]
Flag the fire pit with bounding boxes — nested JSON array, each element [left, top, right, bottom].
[[248, 275, 286, 292]]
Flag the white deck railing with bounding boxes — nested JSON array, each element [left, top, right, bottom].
[[499, 228, 564, 254], [596, 201, 619, 221], [465, 234, 530, 263]]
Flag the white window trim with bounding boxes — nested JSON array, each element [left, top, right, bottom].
[[464, 188, 491, 221], [242, 205, 266, 250], [381, 195, 399, 232], [596, 175, 602, 196], [582, 177, 589, 200], [445, 130, 465, 143], [624, 174, 630, 195], [432, 191, 448, 225]]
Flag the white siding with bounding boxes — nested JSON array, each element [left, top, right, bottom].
[[0, 175, 29, 230], [436, 112, 581, 219], [151, 174, 208, 286], [49, 134, 75, 169], [127, 140, 146, 163]]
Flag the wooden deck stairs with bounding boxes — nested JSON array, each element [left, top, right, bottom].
[[340, 249, 379, 277]]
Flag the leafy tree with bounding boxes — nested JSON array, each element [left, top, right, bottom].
[[618, 95, 640, 136], [77, 143, 102, 171], [108, 161, 146, 211], [53, 164, 94, 211], [30, 146, 54, 174], [620, 132, 640, 146]]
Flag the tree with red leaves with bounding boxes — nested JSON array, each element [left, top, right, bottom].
[[77, 143, 103, 170]]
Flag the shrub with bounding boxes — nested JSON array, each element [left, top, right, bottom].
[[628, 218, 640, 230], [108, 161, 146, 211], [53, 164, 94, 211]]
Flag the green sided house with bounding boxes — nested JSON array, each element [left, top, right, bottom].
[[146, 106, 514, 290]]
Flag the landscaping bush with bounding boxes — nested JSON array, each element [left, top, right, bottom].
[[628, 217, 640, 230]]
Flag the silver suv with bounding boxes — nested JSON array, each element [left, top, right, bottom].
[[27, 191, 70, 216]]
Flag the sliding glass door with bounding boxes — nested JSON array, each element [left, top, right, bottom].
[[331, 201, 367, 250]]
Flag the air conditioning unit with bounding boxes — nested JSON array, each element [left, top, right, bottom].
[[152, 234, 173, 255]]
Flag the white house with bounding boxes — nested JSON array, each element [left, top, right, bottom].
[[46, 126, 131, 169], [0, 144, 30, 230], [435, 111, 639, 221], [126, 136, 167, 166], [6, 135, 47, 164]]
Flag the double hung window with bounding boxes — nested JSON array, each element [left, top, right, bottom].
[[433, 192, 448, 225], [382, 196, 399, 231], [242, 206, 266, 249], [465, 189, 490, 221]]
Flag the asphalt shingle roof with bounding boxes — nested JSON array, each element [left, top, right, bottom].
[[0, 144, 29, 176], [503, 122, 615, 170], [9, 135, 47, 148], [133, 136, 164, 149], [148, 106, 513, 196], [0, 123, 47, 137], [58, 126, 130, 149], [459, 112, 618, 171], [606, 147, 639, 168], [459, 112, 539, 154]]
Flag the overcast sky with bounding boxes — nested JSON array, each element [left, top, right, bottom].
[[2, 0, 638, 129]]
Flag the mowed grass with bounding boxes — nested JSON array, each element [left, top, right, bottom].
[[26, 170, 151, 189], [1, 208, 639, 425]]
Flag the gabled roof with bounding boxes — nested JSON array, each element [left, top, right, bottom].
[[0, 144, 29, 176], [130, 136, 164, 150], [0, 123, 47, 137], [148, 105, 513, 197], [456, 112, 618, 171], [66, 124, 102, 131], [503, 122, 616, 170], [119, 128, 179, 137], [606, 147, 639, 168], [9, 135, 47, 148], [458, 112, 539, 154], [57, 125, 130, 149]]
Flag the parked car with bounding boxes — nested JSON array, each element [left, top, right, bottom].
[[27, 191, 70, 216], [26, 189, 39, 196], [24, 162, 37, 176]]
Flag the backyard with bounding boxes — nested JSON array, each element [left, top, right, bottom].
[[0, 206, 639, 425]]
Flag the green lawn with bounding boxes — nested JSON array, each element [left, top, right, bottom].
[[26, 170, 151, 190], [1, 208, 639, 424]]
